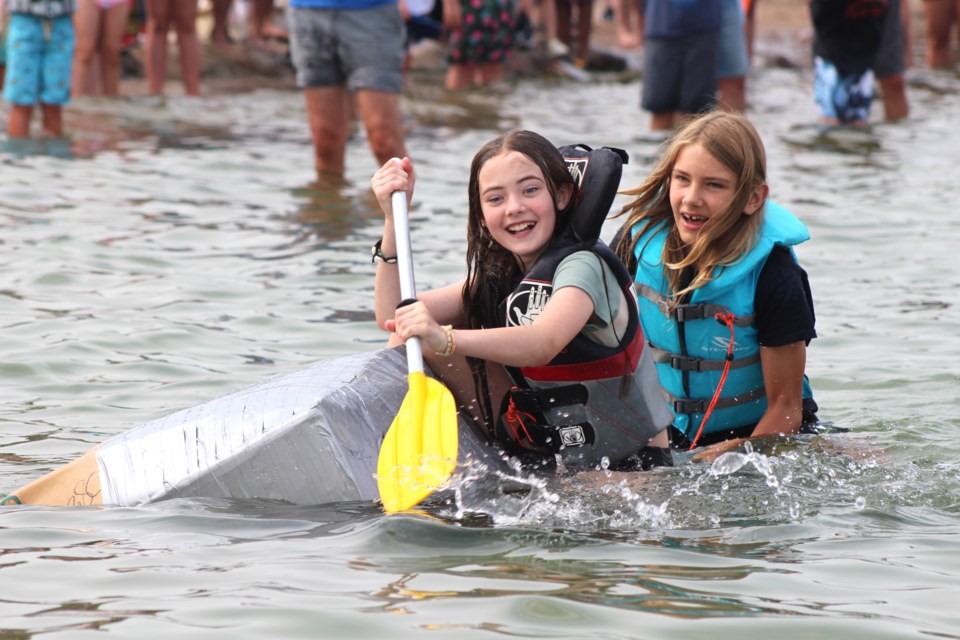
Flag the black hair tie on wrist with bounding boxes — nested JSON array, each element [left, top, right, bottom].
[[371, 238, 398, 264], [395, 298, 417, 310]]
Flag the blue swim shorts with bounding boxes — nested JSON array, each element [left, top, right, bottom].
[[3, 14, 75, 106], [813, 56, 874, 124]]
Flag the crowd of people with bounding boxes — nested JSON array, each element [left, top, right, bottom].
[[0, 0, 956, 150], [0, 0, 285, 137]]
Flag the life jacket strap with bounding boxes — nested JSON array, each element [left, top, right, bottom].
[[508, 383, 589, 413], [646, 344, 761, 372], [634, 283, 753, 326], [668, 386, 766, 415]]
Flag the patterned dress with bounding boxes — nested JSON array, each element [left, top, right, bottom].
[[446, 0, 516, 65]]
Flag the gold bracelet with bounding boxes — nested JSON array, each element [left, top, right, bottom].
[[436, 325, 455, 356]]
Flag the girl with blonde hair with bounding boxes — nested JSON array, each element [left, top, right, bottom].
[[615, 112, 820, 456]]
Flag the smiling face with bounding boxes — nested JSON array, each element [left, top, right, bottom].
[[669, 142, 765, 249], [478, 150, 572, 271]]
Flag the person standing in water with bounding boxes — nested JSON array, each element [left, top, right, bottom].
[[288, 0, 408, 180], [371, 130, 673, 472], [3, 0, 75, 137], [615, 112, 820, 458], [809, 0, 891, 126]]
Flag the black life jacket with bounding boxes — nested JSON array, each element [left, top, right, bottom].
[[484, 145, 670, 469]]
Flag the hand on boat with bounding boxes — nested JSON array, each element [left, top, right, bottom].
[[691, 437, 749, 463], [385, 300, 448, 355], [371, 157, 416, 220]]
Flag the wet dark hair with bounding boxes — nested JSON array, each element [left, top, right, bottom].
[[461, 130, 575, 330]]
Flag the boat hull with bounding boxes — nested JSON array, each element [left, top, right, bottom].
[[96, 348, 503, 506]]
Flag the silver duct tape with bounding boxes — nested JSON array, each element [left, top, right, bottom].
[[96, 348, 502, 506]]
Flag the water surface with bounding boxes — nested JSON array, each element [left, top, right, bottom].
[[1, 56, 959, 638]]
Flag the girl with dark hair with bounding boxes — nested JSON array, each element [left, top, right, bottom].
[[372, 130, 673, 472]]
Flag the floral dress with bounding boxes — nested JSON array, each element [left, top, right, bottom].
[[446, 0, 516, 65]]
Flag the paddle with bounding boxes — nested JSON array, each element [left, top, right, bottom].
[[2, 447, 103, 506], [376, 191, 459, 514]]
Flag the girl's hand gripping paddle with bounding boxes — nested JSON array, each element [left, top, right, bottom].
[[376, 191, 458, 513]]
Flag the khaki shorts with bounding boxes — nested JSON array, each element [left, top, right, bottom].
[[287, 4, 405, 93]]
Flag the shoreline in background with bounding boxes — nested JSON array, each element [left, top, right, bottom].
[[112, 0, 828, 98]]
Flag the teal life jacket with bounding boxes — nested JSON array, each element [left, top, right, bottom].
[[630, 201, 815, 442]]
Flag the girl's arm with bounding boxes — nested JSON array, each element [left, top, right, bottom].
[[390, 286, 596, 366], [693, 340, 807, 461], [752, 341, 807, 437], [372, 156, 413, 328], [371, 157, 465, 330]]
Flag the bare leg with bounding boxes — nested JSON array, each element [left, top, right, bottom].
[[615, 0, 640, 48], [172, 0, 202, 95], [210, 0, 233, 46], [650, 111, 675, 131], [555, 0, 572, 49], [541, 0, 558, 45], [7, 105, 33, 138], [445, 62, 478, 89], [573, 0, 593, 64], [923, 0, 954, 68], [100, 0, 132, 96], [144, 0, 171, 94], [901, 0, 913, 66], [304, 84, 351, 177], [355, 88, 408, 166], [878, 74, 909, 121], [477, 61, 505, 85], [717, 76, 746, 112], [71, 0, 101, 97], [40, 104, 64, 137]]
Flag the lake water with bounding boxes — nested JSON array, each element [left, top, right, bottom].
[[1, 48, 959, 638]]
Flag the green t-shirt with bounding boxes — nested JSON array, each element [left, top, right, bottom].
[[553, 250, 629, 348]]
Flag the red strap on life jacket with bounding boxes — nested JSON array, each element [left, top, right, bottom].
[[503, 388, 538, 447], [688, 312, 737, 450]]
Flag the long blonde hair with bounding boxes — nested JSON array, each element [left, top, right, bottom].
[[614, 112, 768, 305]]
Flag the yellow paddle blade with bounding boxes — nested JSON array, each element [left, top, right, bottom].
[[377, 371, 458, 514]]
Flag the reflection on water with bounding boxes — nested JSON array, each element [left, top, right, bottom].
[[782, 123, 884, 156], [1, 137, 75, 160], [1, 41, 960, 640], [290, 180, 383, 239]]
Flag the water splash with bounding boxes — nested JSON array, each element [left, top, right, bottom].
[[431, 434, 951, 533]]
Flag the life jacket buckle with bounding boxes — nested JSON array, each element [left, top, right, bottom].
[[673, 398, 707, 414], [673, 304, 708, 322], [669, 354, 704, 371]]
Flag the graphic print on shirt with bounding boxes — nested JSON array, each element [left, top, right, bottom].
[[506, 281, 551, 327]]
